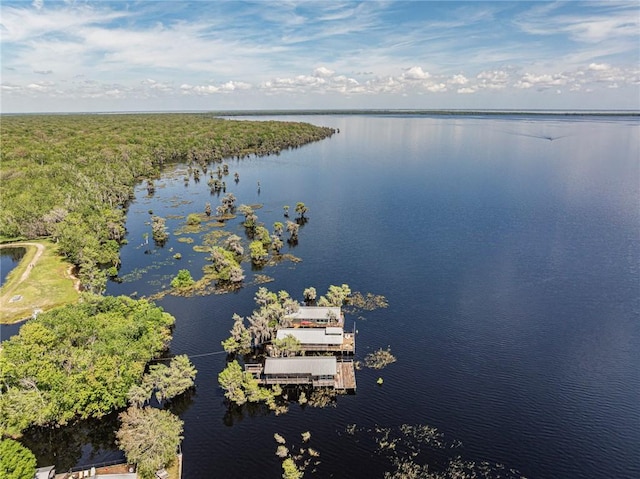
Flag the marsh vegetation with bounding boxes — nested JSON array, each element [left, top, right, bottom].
[[0, 114, 334, 294]]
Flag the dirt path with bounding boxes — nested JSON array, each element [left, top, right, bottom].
[[1, 242, 45, 287], [1, 241, 80, 324]]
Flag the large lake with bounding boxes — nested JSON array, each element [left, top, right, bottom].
[[17, 114, 640, 478]]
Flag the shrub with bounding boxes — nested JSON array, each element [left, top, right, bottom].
[[186, 213, 201, 225], [171, 269, 195, 289]]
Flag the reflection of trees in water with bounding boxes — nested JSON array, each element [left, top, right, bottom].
[[223, 400, 272, 427], [2, 247, 26, 263], [166, 388, 196, 417], [20, 388, 195, 471], [221, 386, 344, 427], [21, 411, 122, 471]]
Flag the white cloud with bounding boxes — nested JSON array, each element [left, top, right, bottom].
[[1, 2, 637, 111], [476, 70, 510, 89], [314, 66, 334, 78], [426, 83, 447, 93], [450, 74, 469, 85], [403, 66, 431, 80], [515, 73, 567, 90]]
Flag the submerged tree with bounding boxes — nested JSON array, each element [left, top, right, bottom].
[[222, 314, 252, 355], [271, 235, 284, 254], [274, 432, 319, 479], [151, 215, 169, 245], [317, 284, 351, 307], [218, 360, 282, 409], [145, 355, 197, 403], [295, 202, 308, 219], [209, 246, 244, 284], [238, 204, 258, 232], [255, 225, 271, 247], [286, 221, 299, 242], [303, 287, 317, 305], [223, 234, 244, 258], [250, 240, 269, 266]]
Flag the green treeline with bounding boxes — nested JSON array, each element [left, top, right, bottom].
[[0, 294, 175, 437], [0, 114, 335, 291]]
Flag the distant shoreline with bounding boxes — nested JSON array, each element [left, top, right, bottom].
[[1, 109, 639, 117]]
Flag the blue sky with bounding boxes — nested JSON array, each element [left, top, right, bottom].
[[1, 1, 638, 112]]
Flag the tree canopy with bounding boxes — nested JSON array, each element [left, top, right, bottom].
[[128, 355, 197, 406], [116, 406, 183, 479], [0, 294, 175, 436], [0, 439, 36, 479]]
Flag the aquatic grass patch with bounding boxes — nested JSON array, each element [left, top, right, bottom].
[[118, 258, 175, 283], [364, 348, 397, 370], [253, 274, 275, 284], [345, 423, 525, 479], [346, 292, 388, 311], [174, 223, 204, 235]]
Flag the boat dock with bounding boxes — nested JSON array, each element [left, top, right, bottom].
[[335, 360, 357, 390]]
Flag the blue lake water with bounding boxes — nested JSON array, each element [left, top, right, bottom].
[[14, 114, 640, 478], [0, 247, 25, 288]]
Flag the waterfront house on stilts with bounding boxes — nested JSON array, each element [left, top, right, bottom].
[[245, 306, 357, 391]]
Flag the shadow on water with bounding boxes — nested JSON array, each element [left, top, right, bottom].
[[20, 412, 123, 471]]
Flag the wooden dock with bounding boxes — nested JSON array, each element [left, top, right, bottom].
[[335, 360, 356, 390]]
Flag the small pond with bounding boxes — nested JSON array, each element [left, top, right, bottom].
[[0, 246, 25, 287]]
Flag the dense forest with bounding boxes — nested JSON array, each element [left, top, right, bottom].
[[0, 294, 175, 437], [0, 114, 335, 291]]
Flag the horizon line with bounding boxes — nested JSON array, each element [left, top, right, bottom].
[[1, 108, 639, 117]]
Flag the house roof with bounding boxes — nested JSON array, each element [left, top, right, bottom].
[[35, 466, 55, 479], [264, 357, 337, 376], [287, 306, 342, 320], [276, 327, 344, 345]]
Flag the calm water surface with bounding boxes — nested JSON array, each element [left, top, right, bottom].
[[0, 247, 25, 287], [17, 115, 640, 478]]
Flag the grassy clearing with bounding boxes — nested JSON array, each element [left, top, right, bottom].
[[0, 240, 79, 324]]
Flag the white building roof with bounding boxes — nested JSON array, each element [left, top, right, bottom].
[[287, 306, 342, 321], [35, 466, 55, 479], [276, 327, 344, 345], [264, 357, 337, 376]]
